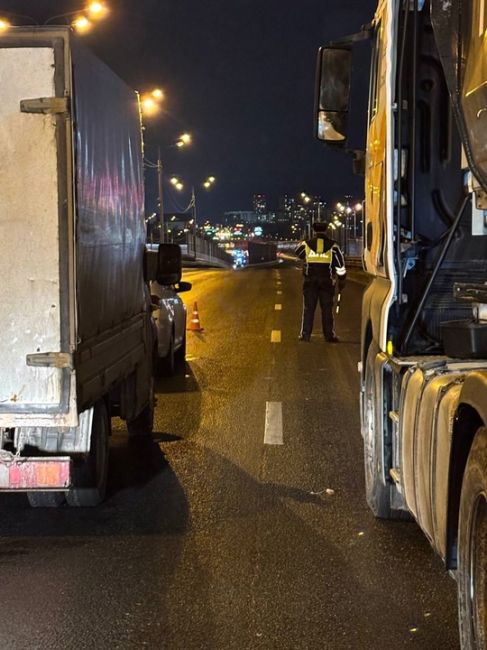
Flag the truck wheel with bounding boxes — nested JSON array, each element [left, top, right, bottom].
[[363, 345, 393, 519], [126, 376, 155, 438], [457, 426, 487, 649], [66, 401, 109, 507], [27, 491, 65, 508]]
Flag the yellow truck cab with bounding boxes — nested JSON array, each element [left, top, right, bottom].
[[316, 1, 487, 646]]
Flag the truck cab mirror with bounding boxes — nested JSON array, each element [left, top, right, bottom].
[[315, 47, 352, 145], [156, 243, 182, 286]]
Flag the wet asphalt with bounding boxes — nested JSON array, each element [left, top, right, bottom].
[[0, 263, 459, 649]]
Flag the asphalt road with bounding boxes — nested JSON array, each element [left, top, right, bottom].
[[0, 263, 459, 649]]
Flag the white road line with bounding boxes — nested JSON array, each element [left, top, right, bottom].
[[276, 281, 282, 286], [271, 330, 281, 343], [277, 290, 282, 295], [264, 401, 283, 445], [274, 304, 282, 311]]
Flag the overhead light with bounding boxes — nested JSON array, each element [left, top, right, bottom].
[[72, 15, 92, 32]]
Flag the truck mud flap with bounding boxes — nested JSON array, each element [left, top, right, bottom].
[[0, 457, 70, 491]]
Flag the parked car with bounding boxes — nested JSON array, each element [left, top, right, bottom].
[[146, 244, 192, 376]]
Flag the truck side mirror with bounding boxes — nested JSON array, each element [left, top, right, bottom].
[[315, 47, 352, 145], [156, 243, 182, 285]]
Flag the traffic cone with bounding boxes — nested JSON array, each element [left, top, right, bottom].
[[188, 301, 204, 332]]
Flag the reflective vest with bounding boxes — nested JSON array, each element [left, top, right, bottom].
[[304, 238, 332, 264]]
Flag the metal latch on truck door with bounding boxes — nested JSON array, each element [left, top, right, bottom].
[[26, 352, 73, 370], [20, 97, 69, 116]]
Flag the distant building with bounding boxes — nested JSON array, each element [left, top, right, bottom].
[[224, 210, 260, 225], [252, 194, 267, 221]]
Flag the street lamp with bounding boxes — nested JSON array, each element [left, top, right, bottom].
[[72, 15, 92, 32], [176, 133, 192, 148], [143, 130, 192, 243], [0, 2, 109, 31], [140, 88, 164, 117], [86, 2, 109, 19]]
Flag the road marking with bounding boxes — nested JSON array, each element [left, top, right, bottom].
[[274, 304, 282, 311], [277, 290, 282, 295], [271, 330, 281, 343], [276, 281, 282, 286], [264, 401, 283, 445]]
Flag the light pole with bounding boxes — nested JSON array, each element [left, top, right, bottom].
[[157, 148, 165, 243], [139, 85, 191, 244], [148, 138, 190, 244], [0, 2, 111, 32], [167, 177, 216, 255]]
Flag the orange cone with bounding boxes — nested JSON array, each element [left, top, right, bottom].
[[188, 301, 204, 332]]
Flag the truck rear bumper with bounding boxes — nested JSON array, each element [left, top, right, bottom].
[[0, 457, 70, 491]]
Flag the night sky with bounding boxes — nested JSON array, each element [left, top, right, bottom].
[[4, 0, 376, 220]]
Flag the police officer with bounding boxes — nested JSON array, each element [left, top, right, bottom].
[[295, 222, 346, 342]]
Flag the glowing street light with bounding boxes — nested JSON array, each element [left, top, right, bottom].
[[140, 88, 164, 117], [203, 176, 216, 189], [355, 203, 363, 211], [175, 182, 184, 191], [141, 96, 158, 115], [180, 133, 191, 145], [72, 15, 91, 32], [86, 1, 109, 18], [170, 177, 179, 186]]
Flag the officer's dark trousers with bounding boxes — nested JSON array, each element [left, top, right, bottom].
[[300, 277, 335, 339]]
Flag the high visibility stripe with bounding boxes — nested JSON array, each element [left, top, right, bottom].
[[304, 242, 332, 264], [317, 238, 324, 254]]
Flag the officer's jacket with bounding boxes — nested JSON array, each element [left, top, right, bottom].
[[294, 236, 347, 283]]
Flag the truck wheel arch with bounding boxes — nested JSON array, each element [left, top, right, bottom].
[[446, 373, 487, 568]]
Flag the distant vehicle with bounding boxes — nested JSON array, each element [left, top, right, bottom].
[[146, 244, 192, 375], [248, 241, 277, 264], [232, 249, 248, 269]]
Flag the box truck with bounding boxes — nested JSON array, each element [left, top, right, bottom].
[[0, 27, 168, 507]]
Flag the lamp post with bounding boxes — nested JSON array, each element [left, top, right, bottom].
[[1, 2, 111, 32], [139, 86, 191, 244], [147, 138, 190, 244], [167, 177, 216, 256]]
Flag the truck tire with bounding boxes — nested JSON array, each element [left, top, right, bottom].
[[27, 491, 65, 508], [66, 401, 109, 507], [126, 376, 154, 438], [363, 345, 394, 519], [457, 426, 487, 649]]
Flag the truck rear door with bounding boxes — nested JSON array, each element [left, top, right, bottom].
[[0, 31, 75, 426]]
